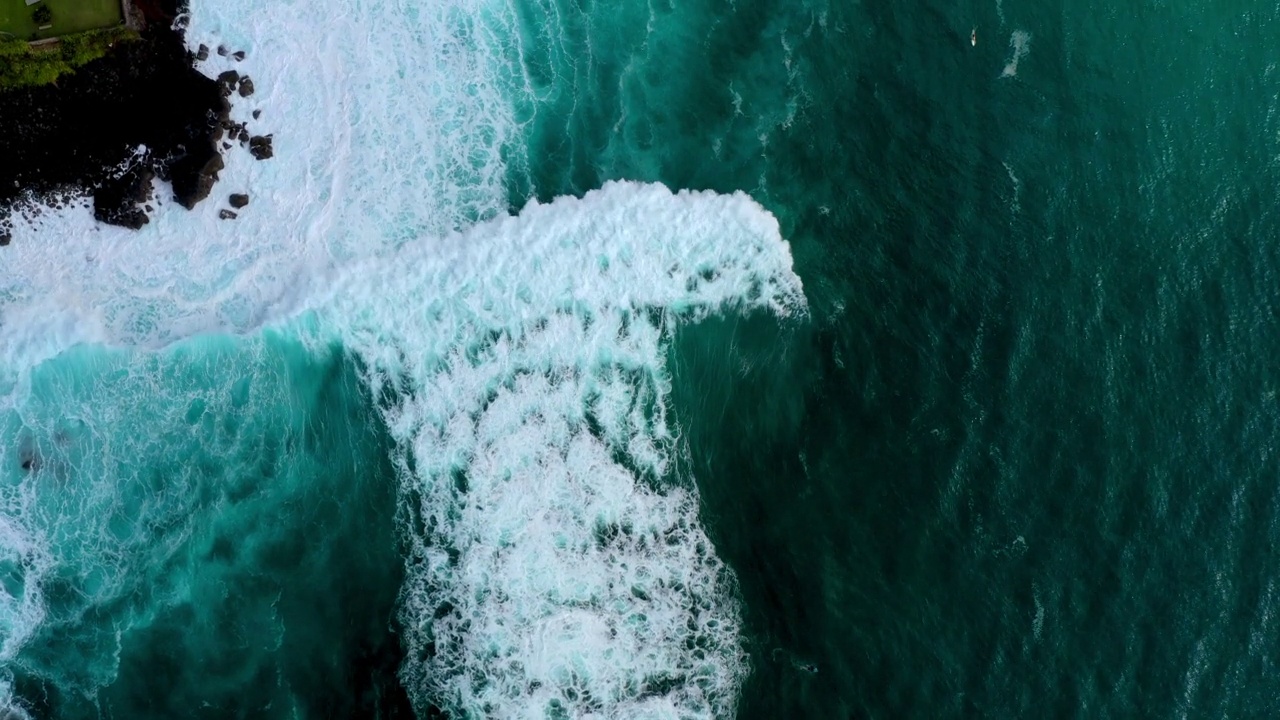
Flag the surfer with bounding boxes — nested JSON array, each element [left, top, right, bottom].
[[971, 27, 977, 46]]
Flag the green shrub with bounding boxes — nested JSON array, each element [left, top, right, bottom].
[[0, 28, 137, 91]]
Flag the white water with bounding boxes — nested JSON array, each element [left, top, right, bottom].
[[0, 0, 806, 715], [316, 182, 804, 716], [1001, 29, 1031, 78]]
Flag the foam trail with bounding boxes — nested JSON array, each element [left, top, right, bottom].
[[312, 181, 805, 716], [1002, 30, 1031, 77], [1003, 160, 1022, 215]]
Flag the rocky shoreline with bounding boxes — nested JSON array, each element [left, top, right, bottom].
[[0, 0, 270, 242]]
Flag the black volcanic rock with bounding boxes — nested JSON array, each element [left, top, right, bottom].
[[170, 146, 223, 209], [229, 193, 249, 208], [238, 77, 254, 97], [219, 209, 237, 220], [232, 50, 245, 61], [249, 135, 273, 160], [94, 164, 154, 228], [252, 109, 261, 119], [217, 70, 240, 97], [196, 44, 208, 61], [0, 0, 231, 229], [217, 44, 228, 56]]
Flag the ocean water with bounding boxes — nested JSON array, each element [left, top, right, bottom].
[[3, 0, 1280, 717]]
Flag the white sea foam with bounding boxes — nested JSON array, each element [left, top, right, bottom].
[[0, 182, 804, 715], [1003, 160, 1022, 215], [313, 181, 804, 716], [0, 0, 522, 374], [0, 0, 807, 712], [1001, 29, 1031, 78]]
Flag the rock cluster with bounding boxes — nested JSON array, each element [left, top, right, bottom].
[[0, 0, 274, 239]]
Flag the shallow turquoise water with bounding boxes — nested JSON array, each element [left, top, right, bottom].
[[3, 335, 410, 717], [6, 0, 1280, 716]]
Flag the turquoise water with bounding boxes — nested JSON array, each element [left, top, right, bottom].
[[2, 335, 410, 716], [5, 0, 1280, 716], [513, 0, 1280, 715]]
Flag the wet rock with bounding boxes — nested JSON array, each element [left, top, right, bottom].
[[232, 50, 245, 61], [222, 141, 231, 149], [94, 165, 154, 229], [0, 21, 229, 222], [219, 209, 237, 220], [229, 193, 249, 208], [217, 44, 228, 56], [252, 109, 261, 120], [170, 147, 224, 209], [237, 76, 254, 97], [0, 233, 9, 247], [238, 128, 250, 143], [217, 70, 240, 97], [248, 135, 273, 160], [196, 44, 208, 61]]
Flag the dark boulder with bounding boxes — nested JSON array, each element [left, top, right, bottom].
[[170, 146, 223, 209], [219, 209, 237, 220], [217, 44, 228, 56], [0, 233, 9, 247], [252, 109, 261, 119], [248, 135, 273, 160], [237, 76, 254, 97], [196, 44, 208, 61], [217, 70, 240, 97], [232, 50, 245, 61], [229, 193, 249, 208]]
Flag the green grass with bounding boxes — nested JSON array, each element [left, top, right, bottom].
[[0, 0, 121, 41], [0, 27, 136, 90]]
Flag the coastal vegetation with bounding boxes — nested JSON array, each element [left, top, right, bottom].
[[0, 0, 121, 40], [0, 27, 137, 90]]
